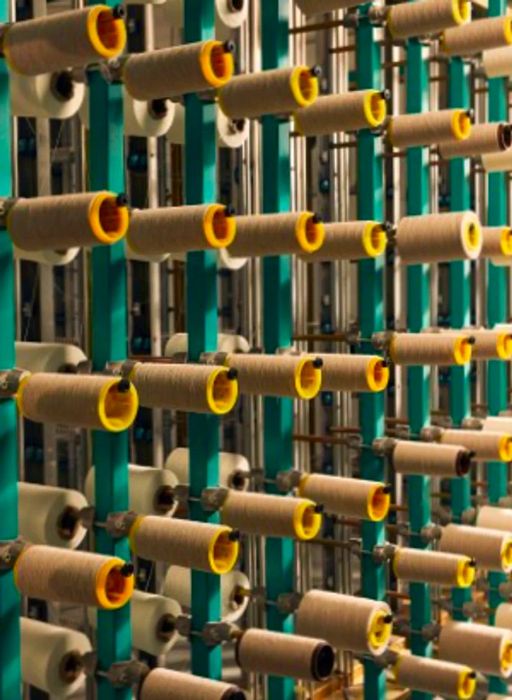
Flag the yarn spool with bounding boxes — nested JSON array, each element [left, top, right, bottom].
[[217, 109, 250, 149], [482, 147, 512, 172], [393, 548, 475, 587], [301, 221, 387, 262], [483, 415, 512, 433], [220, 491, 322, 540], [294, 90, 387, 136], [129, 362, 238, 415], [128, 515, 239, 574], [13, 246, 80, 266], [496, 603, 512, 630], [15, 341, 87, 373], [15, 545, 134, 608], [162, 565, 251, 623], [3, 5, 126, 76], [296, 590, 392, 655], [228, 212, 324, 257], [440, 122, 512, 159], [295, 0, 360, 13], [218, 66, 319, 120], [438, 428, 512, 462], [10, 71, 85, 119], [165, 447, 250, 491], [166, 0, 248, 32], [306, 353, 389, 392], [17, 373, 138, 432], [391, 440, 472, 477], [476, 505, 512, 533], [389, 332, 473, 365], [482, 226, 512, 265], [224, 353, 323, 399], [395, 211, 482, 264], [140, 668, 246, 700], [439, 621, 512, 678], [483, 46, 512, 78], [164, 332, 250, 358], [85, 464, 178, 516], [236, 629, 335, 682], [393, 654, 476, 700], [441, 16, 512, 56], [123, 40, 234, 101], [18, 483, 88, 549], [439, 524, 512, 573], [127, 204, 236, 257], [387, 0, 470, 39], [21, 618, 91, 698], [298, 474, 390, 521], [443, 328, 512, 359], [124, 95, 176, 138], [388, 109, 471, 149], [7, 191, 129, 251]]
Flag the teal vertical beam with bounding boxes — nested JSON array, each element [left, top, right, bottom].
[[261, 2, 294, 699], [355, 11, 386, 700], [0, 1, 20, 693], [184, 0, 222, 682], [87, 17, 132, 699]]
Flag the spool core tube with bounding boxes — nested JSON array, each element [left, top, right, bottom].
[[228, 211, 324, 257], [293, 90, 387, 136], [388, 109, 471, 148]]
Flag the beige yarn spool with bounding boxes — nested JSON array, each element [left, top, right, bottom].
[[129, 362, 238, 415], [482, 147, 512, 172], [389, 332, 473, 365], [15, 545, 134, 609], [483, 46, 512, 78], [7, 191, 129, 251], [236, 629, 335, 681], [301, 222, 387, 262], [18, 373, 138, 432], [439, 123, 511, 159], [127, 204, 236, 256], [439, 524, 512, 573], [129, 515, 239, 574], [438, 428, 512, 462], [15, 341, 87, 374], [387, 0, 470, 39], [441, 16, 512, 56], [482, 226, 512, 264], [395, 211, 482, 264], [476, 505, 512, 532], [393, 654, 476, 699], [460, 328, 512, 359], [296, 0, 359, 14], [228, 212, 324, 257], [220, 491, 322, 540], [307, 353, 389, 392], [140, 668, 246, 700], [388, 109, 471, 149], [299, 474, 390, 521], [294, 90, 387, 136], [495, 603, 512, 630], [439, 621, 512, 678], [391, 440, 472, 477], [3, 5, 126, 76], [225, 353, 322, 399], [123, 41, 233, 101], [296, 590, 392, 655], [393, 548, 475, 587], [219, 66, 319, 120]]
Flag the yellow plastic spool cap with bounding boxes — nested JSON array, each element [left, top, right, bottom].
[[452, 0, 470, 24], [366, 357, 390, 392], [498, 435, 512, 462], [206, 367, 239, 415], [453, 336, 472, 365], [499, 227, 512, 256], [504, 17, 512, 45], [456, 556, 475, 588], [97, 378, 139, 432], [199, 40, 234, 89], [452, 110, 471, 141], [87, 5, 127, 59], [457, 668, 476, 700], [362, 222, 387, 258], [293, 500, 322, 540], [88, 191, 130, 244], [463, 219, 481, 253], [294, 357, 323, 399], [367, 484, 390, 522], [367, 609, 392, 652], [363, 91, 387, 128], [295, 212, 325, 253], [95, 557, 134, 609], [501, 640, 512, 675], [203, 204, 237, 249], [501, 538, 512, 572], [496, 332, 512, 360], [208, 527, 239, 574], [290, 66, 319, 108]]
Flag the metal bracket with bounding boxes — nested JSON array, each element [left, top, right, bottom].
[[372, 542, 396, 564], [372, 436, 396, 456], [0, 539, 25, 570], [419, 425, 443, 442], [371, 331, 395, 351], [461, 507, 477, 525], [420, 524, 442, 543], [200, 351, 229, 366], [422, 622, 441, 641], [275, 469, 302, 493], [276, 592, 303, 615], [462, 416, 483, 430], [0, 197, 16, 228], [200, 487, 229, 512], [105, 359, 137, 379], [0, 368, 29, 399], [104, 510, 138, 539], [83, 652, 148, 687], [201, 621, 236, 646]]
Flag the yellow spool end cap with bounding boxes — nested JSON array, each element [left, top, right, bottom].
[[362, 222, 387, 258], [365, 357, 389, 392], [456, 557, 475, 588], [504, 18, 512, 45], [367, 609, 392, 653], [499, 227, 512, 256], [500, 538, 512, 572], [453, 336, 472, 365], [452, 0, 471, 24], [498, 435, 512, 462], [203, 204, 237, 249], [294, 356, 323, 400], [501, 640, 512, 676], [457, 668, 476, 700], [206, 367, 239, 415], [208, 527, 239, 574], [496, 332, 512, 360], [295, 212, 325, 253], [199, 40, 234, 89], [463, 219, 481, 254], [289, 66, 319, 108], [293, 499, 322, 540], [363, 91, 387, 128], [97, 378, 139, 432], [367, 484, 390, 522], [95, 557, 134, 610], [88, 191, 130, 244], [87, 5, 127, 59], [451, 110, 471, 141]]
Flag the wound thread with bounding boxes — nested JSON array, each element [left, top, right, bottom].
[[391, 440, 473, 477], [225, 353, 323, 399], [482, 226, 512, 264], [390, 332, 473, 365], [299, 474, 390, 521], [439, 524, 512, 573], [393, 654, 476, 699], [140, 668, 245, 700], [476, 505, 512, 532], [294, 90, 387, 136], [483, 45, 512, 78], [439, 122, 511, 159], [439, 621, 512, 678], [228, 212, 324, 257], [300, 221, 387, 262], [438, 428, 512, 462], [441, 16, 512, 56], [388, 109, 471, 148], [305, 353, 389, 392], [396, 211, 482, 263], [387, 0, 469, 39], [393, 548, 475, 587]]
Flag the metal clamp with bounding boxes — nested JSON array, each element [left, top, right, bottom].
[[0, 539, 25, 570], [275, 469, 302, 493], [105, 359, 137, 379], [175, 615, 236, 647], [420, 524, 442, 543], [372, 436, 397, 456], [0, 197, 16, 227], [371, 331, 395, 352], [276, 592, 303, 615], [104, 510, 138, 539], [83, 652, 148, 687], [0, 368, 29, 399], [419, 425, 443, 442], [200, 487, 229, 512], [372, 542, 396, 564]]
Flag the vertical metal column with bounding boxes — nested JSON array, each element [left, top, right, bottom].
[[184, 0, 222, 682], [261, 2, 295, 699], [355, 10, 386, 700]]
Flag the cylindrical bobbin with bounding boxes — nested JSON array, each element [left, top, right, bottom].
[[228, 212, 324, 257], [439, 524, 512, 573], [438, 428, 512, 462], [439, 122, 512, 159], [306, 353, 389, 392], [482, 226, 512, 265], [165, 447, 251, 491], [129, 362, 238, 415], [15, 545, 134, 609], [17, 373, 138, 432], [393, 548, 475, 587], [387, 0, 470, 39], [393, 654, 476, 700], [140, 668, 246, 700], [455, 328, 512, 359], [296, 590, 392, 655], [495, 603, 512, 630], [295, 0, 360, 14], [3, 5, 126, 76], [482, 146, 512, 172], [301, 221, 387, 262], [439, 621, 512, 678], [299, 474, 390, 521], [218, 66, 319, 120], [441, 16, 512, 56], [483, 45, 512, 78], [294, 90, 387, 136], [395, 211, 482, 263], [15, 341, 87, 374], [129, 515, 239, 574], [10, 70, 86, 120], [127, 204, 236, 257], [391, 440, 473, 477], [7, 191, 129, 251], [123, 40, 234, 101], [389, 332, 473, 366], [236, 629, 335, 681], [476, 505, 512, 533], [220, 491, 322, 540], [388, 109, 471, 148], [224, 353, 322, 399]]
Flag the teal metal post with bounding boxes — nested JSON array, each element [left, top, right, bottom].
[[356, 11, 386, 700], [261, 2, 295, 699], [184, 0, 223, 681], [0, 0, 20, 693], [87, 11, 132, 698]]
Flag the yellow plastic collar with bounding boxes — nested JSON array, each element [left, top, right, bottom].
[[97, 377, 139, 432], [362, 222, 387, 258], [128, 515, 144, 555], [504, 18, 512, 45], [451, 110, 471, 141], [457, 668, 476, 700], [207, 526, 239, 574], [367, 483, 390, 521], [463, 218, 481, 253], [496, 332, 512, 360], [289, 66, 319, 108], [367, 609, 392, 652], [499, 227, 512, 256], [498, 435, 512, 462], [88, 191, 129, 244], [95, 556, 134, 609], [453, 336, 472, 365], [203, 204, 237, 249], [293, 499, 322, 540], [500, 538, 512, 571], [366, 357, 389, 393], [456, 556, 475, 588], [501, 639, 512, 675], [86, 5, 127, 59], [363, 90, 387, 128], [199, 40, 234, 89], [206, 367, 239, 415], [15, 373, 32, 416], [452, 0, 470, 24], [294, 357, 322, 399]]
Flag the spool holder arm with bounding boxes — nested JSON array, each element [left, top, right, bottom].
[[82, 653, 148, 688], [0, 368, 29, 399], [0, 539, 25, 571]]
